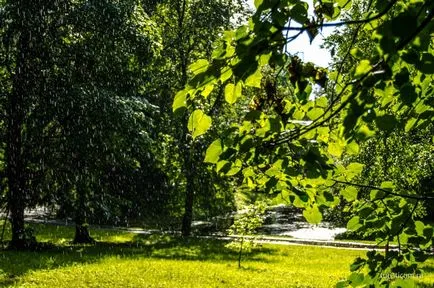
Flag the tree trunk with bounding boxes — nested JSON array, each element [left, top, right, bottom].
[[238, 237, 244, 269], [177, 0, 195, 237], [6, 89, 26, 249], [73, 223, 95, 244], [6, 14, 31, 249], [181, 170, 194, 236], [180, 117, 195, 237], [73, 185, 95, 244], [73, 210, 95, 244]]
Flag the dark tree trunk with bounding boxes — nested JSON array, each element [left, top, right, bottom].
[[177, 0, 195, 237], [6, 14, 32, 249], [6, 89, 27, 249], [181, 171, 194, 237], [73, 223, 95, 244], [73, 185, 95, 244], [180, 117, 195, 237], [73, 211, 95, 244]]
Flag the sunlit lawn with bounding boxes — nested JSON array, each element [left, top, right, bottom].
[[0, 222, 433, 287]]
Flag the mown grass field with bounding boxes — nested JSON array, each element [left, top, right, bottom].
[[0, 222, 433, 287]]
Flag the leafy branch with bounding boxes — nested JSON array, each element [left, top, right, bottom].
[[334, 180, 434, 201], [267, 4, 434, 147], [280, 0, 398, 31]]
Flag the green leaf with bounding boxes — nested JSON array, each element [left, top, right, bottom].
[[187, 109, 212, 139], [224, 83, 235, 104], [235, 26, 249, 41], [259, 53, 272, 66], [303, 205, 322, 224], [321, 2, 341, 20], [306, 107, 324, 120], [348, 272, 364, 286], [354, 60, 371, 78], [204, 139, 223, 164], [224, 82, 242, 104], [356, 125, 375, 140], [316, 96, 328, 108], [370, 189, 385, 201], [380, 181, 394, 190], [346, 141, 360, 155], [216, 160, 230, 173], [415, 221, 425, 236], [245, 68, 262, 88], [328, 142, 343, 157], [254, 0, 263, 9], [337, 0, 352, 9], [416, 53, 434, 74], [226, 159, 242, 176], [316, 127, 330, 143], [341, 186, 358, 202], [220, 67, 233, 83], [173, 90, 187, 112], [335, 281, 348, 288], [346, 162, 364, 174], [350, 257, 366, 272], [189, 59, 209, 75], [347, 216, 362, 231], [405, 118, 417, 132], [399, 83, 418, 105], [375, 115, 398, 131], [201, 84, 214, 98], [289, 3, 308, 24]]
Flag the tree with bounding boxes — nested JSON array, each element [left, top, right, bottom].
[[225, 201, 266, 268], [0, 0, 165, 246], [1, 0, 71, 249], [146, 0, 248, 236], [50, 0, 163, 243], [176, 0, 434, 286]]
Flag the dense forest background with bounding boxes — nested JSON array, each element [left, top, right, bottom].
[[0, 0, 251, 245]]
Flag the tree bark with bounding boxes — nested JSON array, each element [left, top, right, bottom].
[[181, 164, 194, 236], [177, 0, 195, 237], [6, 14, 31, 249], [73, 184, 95, 244], [73, 222, 95, 244], [6, 88, 26, 249]]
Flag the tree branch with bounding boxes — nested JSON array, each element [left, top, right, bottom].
[[280, 0, 398, 32], [334, 180, 434, 201]]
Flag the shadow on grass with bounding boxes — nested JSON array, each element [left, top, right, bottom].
[[0, 233, 274, 287]]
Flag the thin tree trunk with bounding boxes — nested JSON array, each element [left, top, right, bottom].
[[181, 165, 194, 236], [238, 237, 244, 269], [180, 105, 195, 237], [177, 0, 195, 237]]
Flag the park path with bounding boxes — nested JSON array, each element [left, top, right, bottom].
[[17, 208, 393, 251]]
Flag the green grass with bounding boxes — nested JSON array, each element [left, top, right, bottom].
[[0, 222, 433, 287]]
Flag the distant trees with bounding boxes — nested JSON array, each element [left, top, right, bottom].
[[0, 0, 247, 248], [145, 0, 248, 236], [0, 0, 166, 247]]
